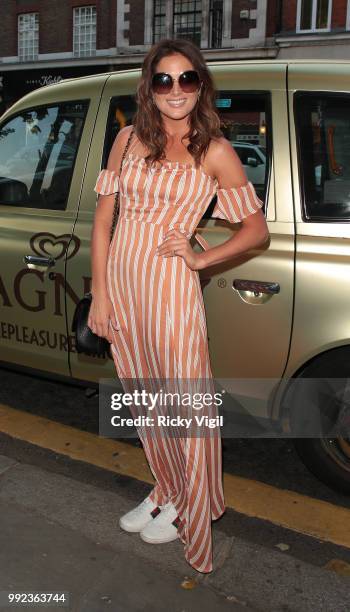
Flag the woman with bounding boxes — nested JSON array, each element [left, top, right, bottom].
[[89, 38, 269, 574]]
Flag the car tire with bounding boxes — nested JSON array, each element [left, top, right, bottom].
[[282, 363, 350, 495], [293, 437, 350, 495]]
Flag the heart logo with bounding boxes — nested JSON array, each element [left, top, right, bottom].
[[30, 232, 80, 261]]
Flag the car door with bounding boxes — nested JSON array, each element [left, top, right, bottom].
[[67, 72, 139, 383], [194, 63, 295, 416], [0, 79, 102, 376], [286, 64, 350, 373]]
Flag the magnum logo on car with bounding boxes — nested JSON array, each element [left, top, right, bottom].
[[29, 231, 80, 262], [0, 231, 106, 356]]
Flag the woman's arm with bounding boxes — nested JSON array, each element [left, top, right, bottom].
[[88, 125, 132, 339], [90, 125, 131, 298], [196, 138, 270, 270]]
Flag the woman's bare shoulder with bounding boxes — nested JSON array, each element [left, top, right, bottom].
[[205, 136, 247, 186], [207, 136, 234, 159], [204, 136, 236, 178]]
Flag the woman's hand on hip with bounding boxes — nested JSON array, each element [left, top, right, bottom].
[[156, 229, 203, 271]]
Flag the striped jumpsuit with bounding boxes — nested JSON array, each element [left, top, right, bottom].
[[94, 134, 264, 573]]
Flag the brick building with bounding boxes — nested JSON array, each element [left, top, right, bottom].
[[0, 1, 349, 113], [274, 0, 350, 59]]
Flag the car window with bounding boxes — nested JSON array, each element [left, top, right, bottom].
[[295, 92, 350, 221], [234, 145, 263, 165], [0, 100, 89, 210], [102, 92, 270, 219], [234, 146, 249, 164], [102, 95, 136, 168], [206, 91, 271, 218]]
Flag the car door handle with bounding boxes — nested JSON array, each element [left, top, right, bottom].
[[23, 255, 56, 270], [233, 279, 280, 295]]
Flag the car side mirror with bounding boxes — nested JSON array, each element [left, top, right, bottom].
[[247, 157, 258, 167]]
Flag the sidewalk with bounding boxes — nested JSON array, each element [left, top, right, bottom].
[[1, 501, 242, 612], [0, 454, 349, 612]]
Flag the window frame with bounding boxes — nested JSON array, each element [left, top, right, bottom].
[[294, 90, 350, 224], [173, 0, 202, 46], [153, 0, 167, 43], [347, 0, 350, 30], [296, 0, 332, 34], [18, 12, 39, 62], [209, 0, 223, 49], [73, 5, 97, 58]]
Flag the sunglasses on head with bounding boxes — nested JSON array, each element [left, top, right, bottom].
[[151, 70, 202, 95]]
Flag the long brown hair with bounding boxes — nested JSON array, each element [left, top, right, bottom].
[[132, 38, 223, 169]]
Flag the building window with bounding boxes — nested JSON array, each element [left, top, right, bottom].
[[153, 0, 167, 42], [73, 6, 96, 57], [18, 13, 39, 61], [209, 0, 223, 48], [296, 0, 331, 33], [173, 0, 202, 46]]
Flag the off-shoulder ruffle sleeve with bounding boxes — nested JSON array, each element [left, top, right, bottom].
[[212, 180, 264, 223], [94, 169, 120, 195]]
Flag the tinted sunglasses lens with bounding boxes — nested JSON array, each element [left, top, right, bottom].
[[152, 73, 172, 94], [179, 71, 200, 92]]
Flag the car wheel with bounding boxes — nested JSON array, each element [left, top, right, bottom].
[[282, 372, 350, 494], [293, 437, 350, 494]]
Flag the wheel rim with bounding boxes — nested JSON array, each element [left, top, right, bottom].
[[321, 437, 350, 473]]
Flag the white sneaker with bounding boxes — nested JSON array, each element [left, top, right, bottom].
[[139, 501, 179, 544], [119, 496, 163, 533]]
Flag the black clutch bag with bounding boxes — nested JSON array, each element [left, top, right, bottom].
[[71, 291, 110, 357], [71, 127, 134, 357]]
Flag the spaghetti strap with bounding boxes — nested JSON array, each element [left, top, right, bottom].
[[126, 128, 140, 155]]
